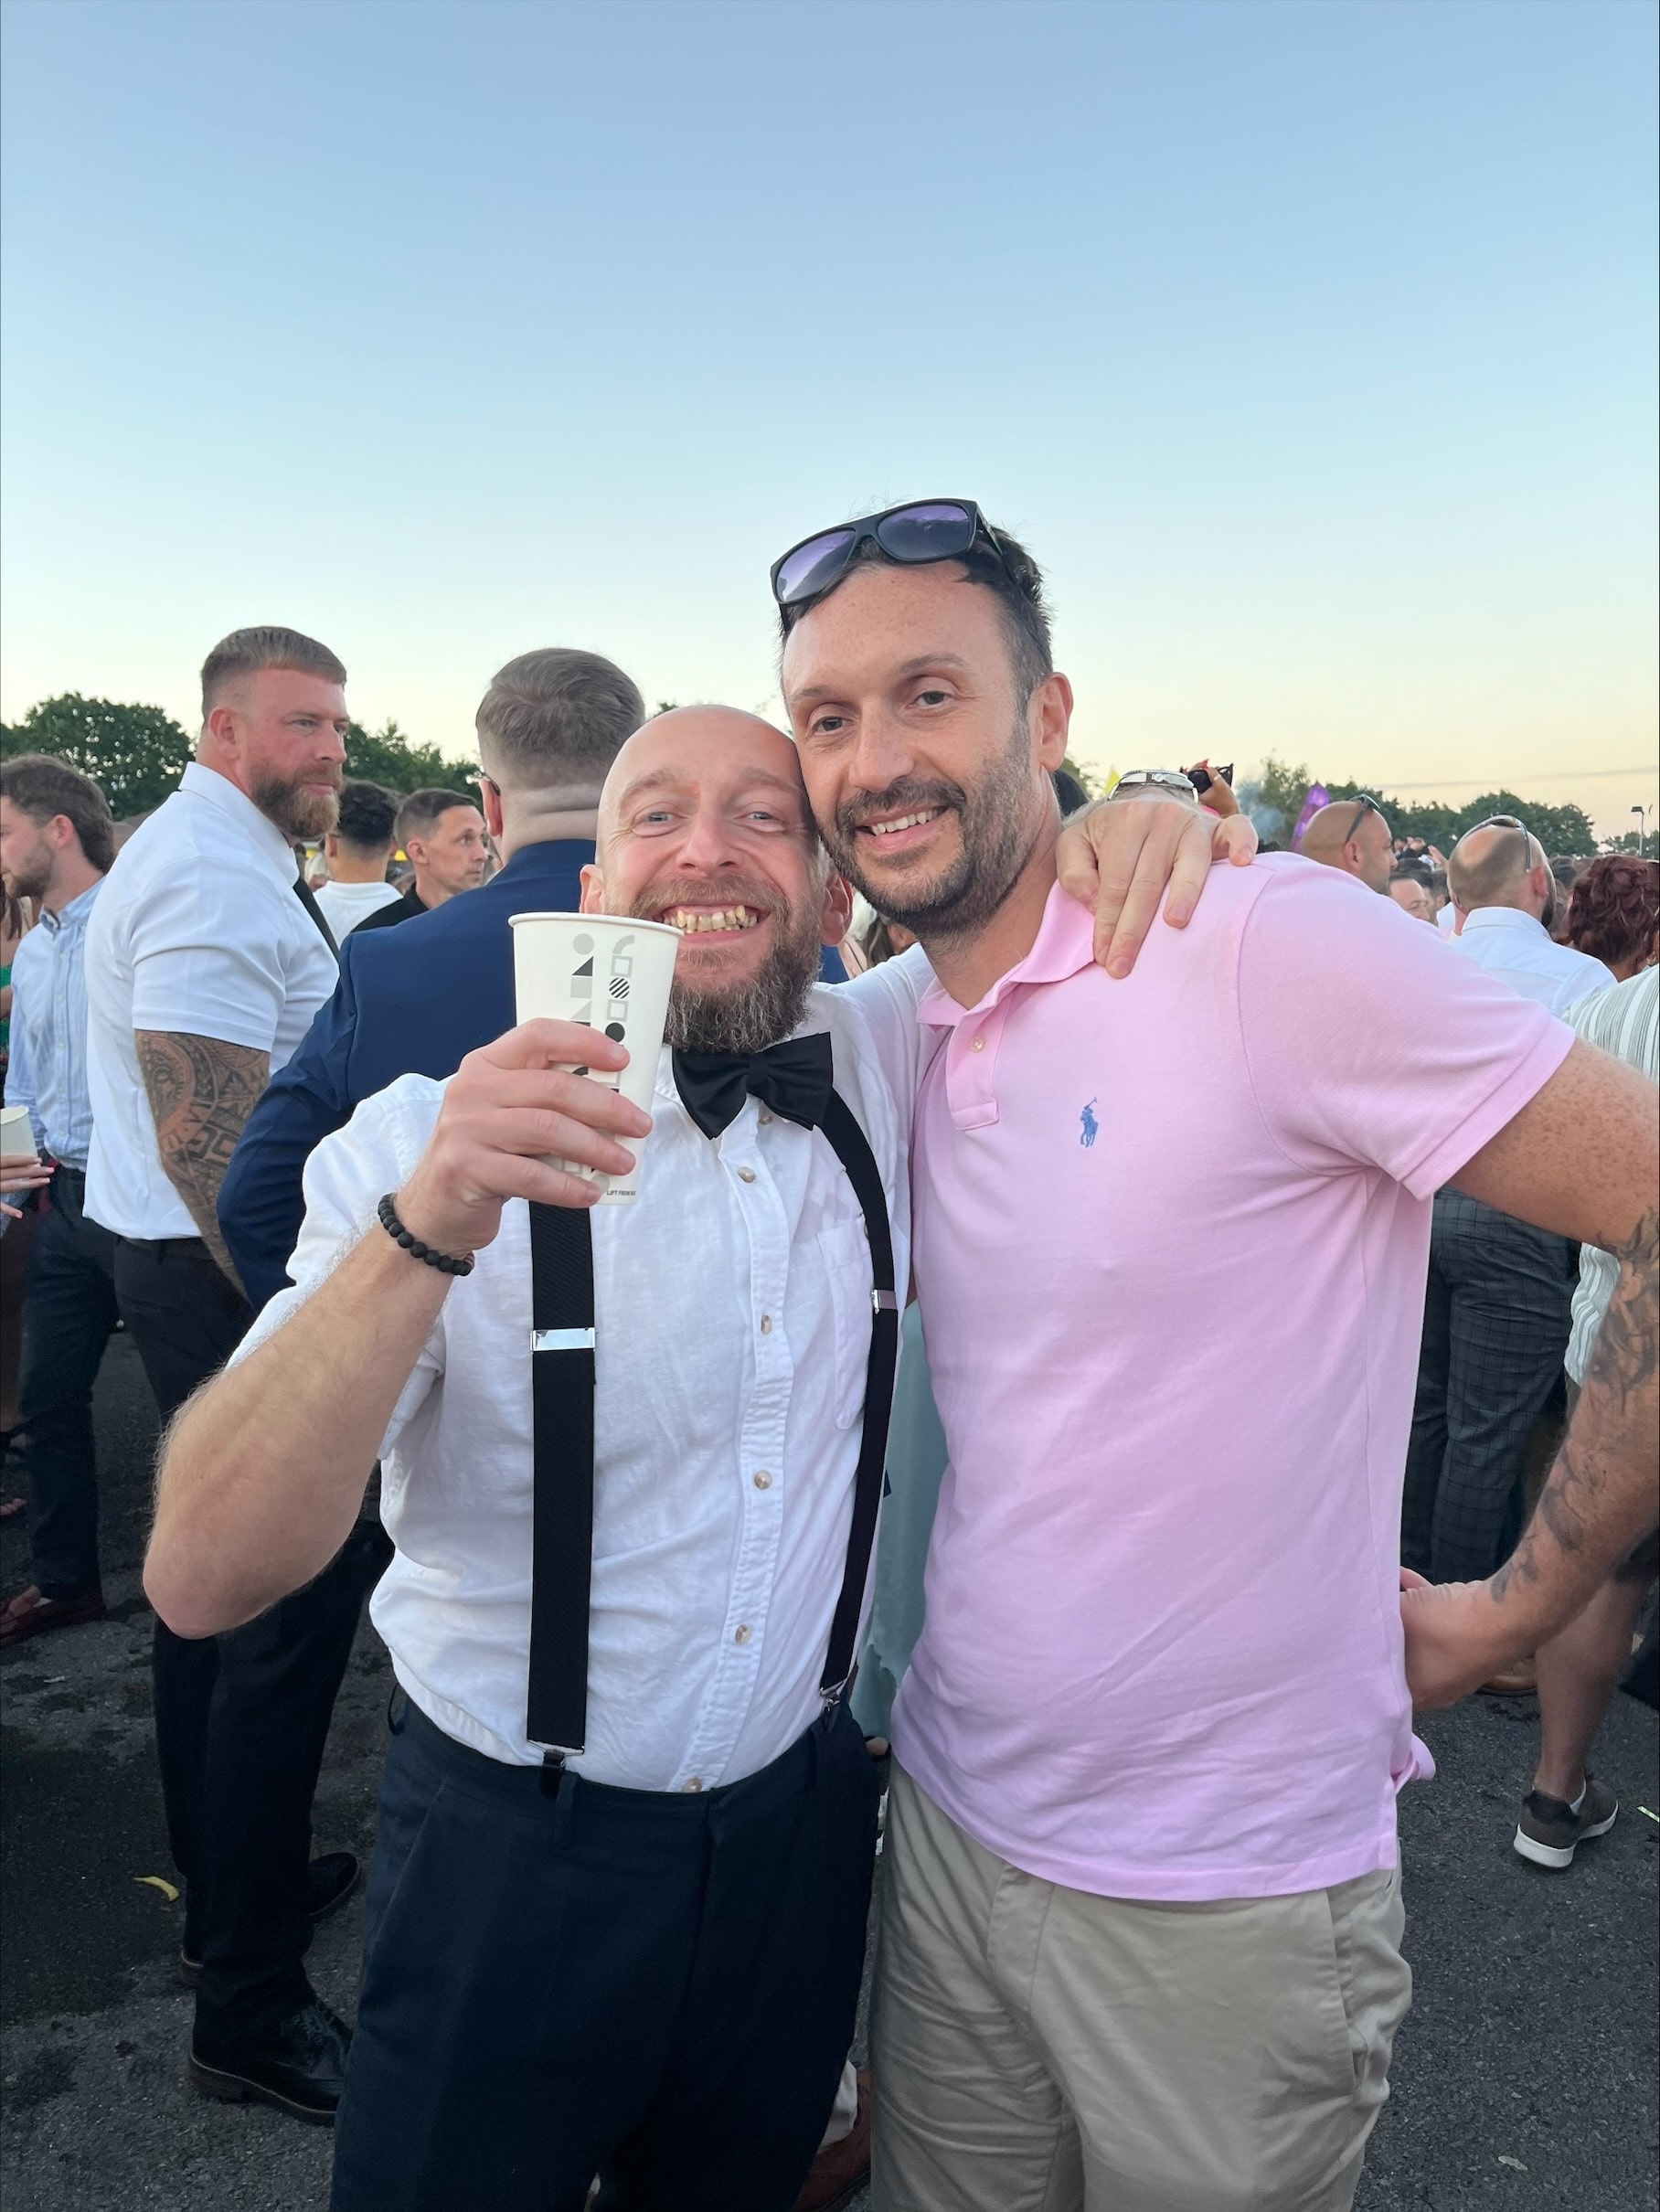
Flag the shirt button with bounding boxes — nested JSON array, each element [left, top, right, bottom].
[[733, 1624, 751, 1645], [970, 1035, 986, 1052], [681, 1777, 704, 1793], [760, 1314, 772, 1335], [752, 1470, 772, 1490], [738, 1166, 757, 1184]]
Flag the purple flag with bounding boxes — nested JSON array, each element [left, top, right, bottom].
[[1292, 783, 1330, 849]]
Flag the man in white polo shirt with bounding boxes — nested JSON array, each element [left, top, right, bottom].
[[85, 625, 379, 2122]]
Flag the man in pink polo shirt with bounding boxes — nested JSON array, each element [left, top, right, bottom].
[[773, 504, 1658, 2210]]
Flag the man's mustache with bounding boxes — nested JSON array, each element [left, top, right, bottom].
[[834, 776, 964, 844]]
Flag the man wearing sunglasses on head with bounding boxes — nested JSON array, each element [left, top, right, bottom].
[[1299, 792, 1396, 892], [771, 498, 1658, 2211]]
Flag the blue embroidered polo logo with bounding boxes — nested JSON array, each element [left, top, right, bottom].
[[1079, 1099, 1100, 1148]]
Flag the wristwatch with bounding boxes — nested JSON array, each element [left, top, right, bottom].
[[1112, 769, 1197, 799]]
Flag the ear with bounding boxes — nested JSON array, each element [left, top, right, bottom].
[[817, 866, 854, 949], [479, 780, 505, 840], [205, 703, 241, 753], [578, 862, 607, 915], [1032, 672, 1073, 773], [47, 813, 77, 854], [402, 833, 428, 869], [324, 832, 340, 857]]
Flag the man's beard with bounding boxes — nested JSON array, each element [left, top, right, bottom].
[[3, 841, 54, 903], [251, 772, 340, 844], [641, 875, 824, 1057], [821, 712, 1040, 943]]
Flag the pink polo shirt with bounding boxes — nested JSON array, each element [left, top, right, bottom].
[[894, 857, 1572, 1902]]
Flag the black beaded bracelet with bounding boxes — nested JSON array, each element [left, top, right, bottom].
[[377, 1193, 474, 1277]]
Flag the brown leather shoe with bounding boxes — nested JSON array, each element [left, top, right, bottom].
[[0, 1584, 106, 1647], [793, 2069, 872, 2212]]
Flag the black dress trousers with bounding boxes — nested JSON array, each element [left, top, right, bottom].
[[17, 1167, 121, 1597], [113, 1234, 388, 2030], [330, 1695, 882, 2212]]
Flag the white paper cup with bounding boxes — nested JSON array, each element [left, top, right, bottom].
[[509, 911, 680, 1203], [0, 1103, 37, 1159]]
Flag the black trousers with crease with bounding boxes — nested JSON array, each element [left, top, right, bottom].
[[114, 1234, 388, 2032]]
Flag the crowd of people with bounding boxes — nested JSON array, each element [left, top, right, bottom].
[[0, 496, 1655, 2212]]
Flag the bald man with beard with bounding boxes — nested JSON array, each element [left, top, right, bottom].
[[1299, 795, 1396, 893], [145, 707, 1247, 2211]]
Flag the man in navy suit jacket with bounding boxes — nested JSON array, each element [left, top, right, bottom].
[[220, 650, 654, 1309]]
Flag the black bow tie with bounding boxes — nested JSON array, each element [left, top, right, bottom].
[[672, 1032, 835, 1139]]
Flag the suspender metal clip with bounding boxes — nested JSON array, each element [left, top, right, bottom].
[[532, 1328, 597, 1354]]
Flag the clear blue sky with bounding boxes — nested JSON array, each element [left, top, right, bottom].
[[3, 0, 1655, 833]]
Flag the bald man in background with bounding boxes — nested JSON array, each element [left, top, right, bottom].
[[1443, 819, 1614, 1016], [1299, 795, 1394, 893], [1402, 814, 1616, 1599]]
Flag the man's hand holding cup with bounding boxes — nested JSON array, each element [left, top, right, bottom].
[[395, 1020, 653, 1260]]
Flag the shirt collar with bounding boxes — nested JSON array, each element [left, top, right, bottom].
[[1460, 906, 1550, 941], [39, 878, 103, 934], [179, 760, 298, 877], [916, 879, 1092, 1030]]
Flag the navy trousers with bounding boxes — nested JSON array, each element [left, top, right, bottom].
[[18, 1168, 120, 1596], [331, 1695, 881, 2212]]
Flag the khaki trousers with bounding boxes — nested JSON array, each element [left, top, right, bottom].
[[871, 1765, 1411, 2212]]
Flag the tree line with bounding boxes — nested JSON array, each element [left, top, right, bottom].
[[1, 695, 1640, 856], [0, 695, 475, 820]]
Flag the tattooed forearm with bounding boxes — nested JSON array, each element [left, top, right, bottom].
[[135, 1031, 270, 1293], [1490, 1206, 1659, 1618]]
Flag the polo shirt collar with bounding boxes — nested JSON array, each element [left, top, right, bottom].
[[917, 878, 1092, 1030], [179, 760, 296, 878]]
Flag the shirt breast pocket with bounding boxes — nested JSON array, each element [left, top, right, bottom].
[[816, 1219, 874, 1431]]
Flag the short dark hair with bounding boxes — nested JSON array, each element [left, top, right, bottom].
[[334, 779, 398, 855], [395, 788, 478, 849], [474, 649, 645, 790], [200, 626, 346, 718], [0, 752, 116, 873], [1389, 859, 1431, 886], [777, 517, 1055, 707], [1564, 855, 1660, 973]]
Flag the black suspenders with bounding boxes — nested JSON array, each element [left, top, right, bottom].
[[525, 1087, 899, 1768]]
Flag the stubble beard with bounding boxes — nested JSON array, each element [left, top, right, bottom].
[[822, 712, 1042, 947]]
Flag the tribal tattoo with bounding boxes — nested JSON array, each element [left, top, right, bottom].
[[1491, 1205, 1659, 1606], [134, 1030, 271, 1293]]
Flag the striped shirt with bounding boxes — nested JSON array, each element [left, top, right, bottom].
[[4, 879, 102, 1169], [1564, 965, 1660, 1384]]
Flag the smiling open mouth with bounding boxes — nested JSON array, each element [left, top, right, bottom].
[[861, 808, 946, 838], [662, 904, 765, 933]]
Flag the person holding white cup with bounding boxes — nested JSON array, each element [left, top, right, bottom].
[[144, 701, 1248, 2209]]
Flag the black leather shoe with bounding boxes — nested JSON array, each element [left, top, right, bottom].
[[187, 1996, 350, 2124], [178, 1853, 361, 1986]]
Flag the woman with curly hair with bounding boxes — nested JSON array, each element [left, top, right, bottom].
[[1563, 853, 1659, 981]]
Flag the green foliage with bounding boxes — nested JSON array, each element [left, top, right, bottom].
[[344, 718, 474, 795], [1243, 754, 1598, 857], [0, 694, 192, 818], [1059, 754, 1103, 799]]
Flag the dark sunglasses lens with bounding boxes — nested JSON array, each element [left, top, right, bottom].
[[875, 502, 976, 564], [775, 528, 857, 605]]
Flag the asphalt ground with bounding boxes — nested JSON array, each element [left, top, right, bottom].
[[1, 1332, 1655, 2211]]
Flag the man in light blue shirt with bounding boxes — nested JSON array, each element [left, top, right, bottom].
[[0, 754, 118, 1646]]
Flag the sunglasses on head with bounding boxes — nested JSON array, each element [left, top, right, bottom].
[[771, 499, 1010, 609], [1344, 793, 1384, 842]]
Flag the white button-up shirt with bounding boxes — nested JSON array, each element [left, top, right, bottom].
[[238, 956, 931, 1790], [84, 763, 339, 1239], [1445, 905, 1615, 1015]]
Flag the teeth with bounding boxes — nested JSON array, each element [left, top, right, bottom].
[[867, 810, 942, 836], [667, 907, 761, 933]]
